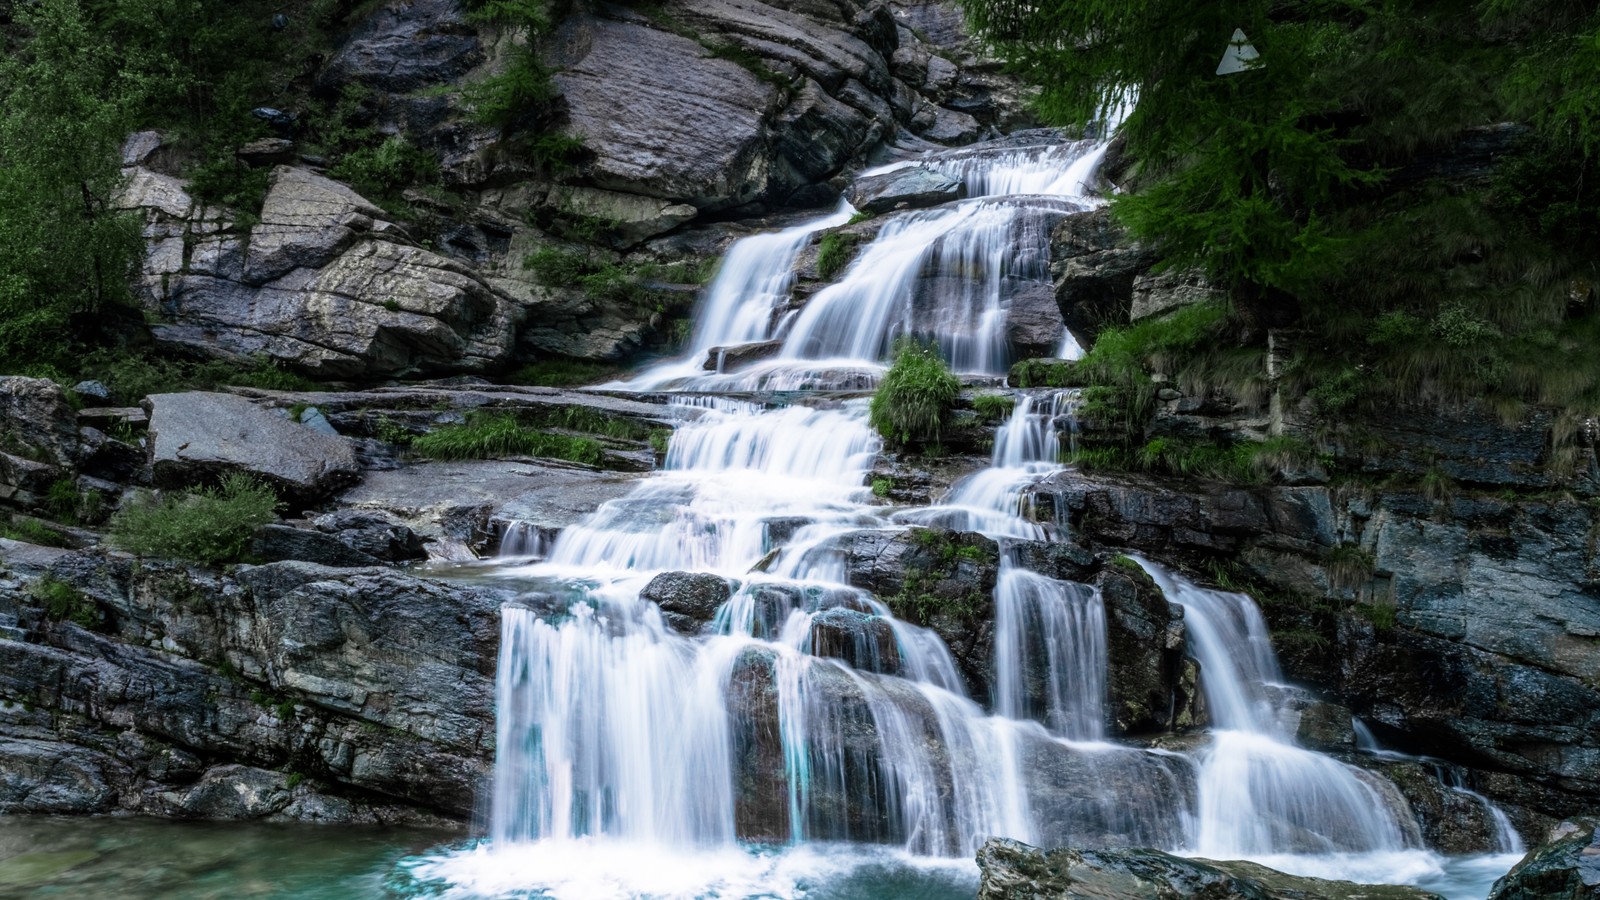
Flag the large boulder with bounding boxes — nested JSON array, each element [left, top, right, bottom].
[[0, 554, 509, 823], [0, 377, 78, 469], [977, 838, 1446, 900], [640, 571, 734, 633], [553, 16, 778, 211], [128, 167, 523, 379], [846, 164, 964, 213], [1489, 818, 1600, 900], [147, 392, 361, 503], [1050, 208, 1156, 345]]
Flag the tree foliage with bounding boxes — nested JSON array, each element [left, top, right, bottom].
[[0, 0, 142, 369], [963, 0, 1600, 427]]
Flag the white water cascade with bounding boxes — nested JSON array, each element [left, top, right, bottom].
[[410, 132, 1526, 900], [625, 138, 1106, 392], [1132, 557, 1422, 859]]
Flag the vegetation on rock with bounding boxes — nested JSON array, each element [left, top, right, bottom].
[[410, 412, 605, 465], [108, 474, 279, 565], [869, 339, 962, 448], [963, 0, 1600, 449]]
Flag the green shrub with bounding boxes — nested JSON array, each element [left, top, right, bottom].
[[815, 233, 860, 280], [30, 576, 100, 629], [410, 413, 605, 465], [871, 476, 893, 498], [108, 474, 279, 565], [971, 393, 1016, 423], [870, 339, 961, 447], [329, 136, 438, 198], [511, 359, 619, 387], [0, 517, 70, 548]]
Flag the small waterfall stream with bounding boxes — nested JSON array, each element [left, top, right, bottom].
[[410, 135, 1526, 900]]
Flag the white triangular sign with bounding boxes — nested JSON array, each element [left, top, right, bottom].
[[1216, 28, 1261, 75]]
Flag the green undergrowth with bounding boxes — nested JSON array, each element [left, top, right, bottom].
[[815, 233, 861, 280], [510, 359, 622, 387], [30, 576, 101, 629], [108, 474, 280, 565], [970, 393, 1016, 424], [410, 412, 604, 464], [0, 516, 72, 548], [870, 339, 961, 448], [71, 350, 315, 406], [886, 529, 992, 625], [524, 245, 710, 312], [1068, 435, 1324, 486]]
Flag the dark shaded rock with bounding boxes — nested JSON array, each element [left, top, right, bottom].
[[1050, 208, 1156, 346], [236, 138, 295, 167], [1097, 566, 1197, 735], [0, 738, 125, 813], [248, 524, 385, 567], [846, 164, 963, 213], [1489, 818, 1600, 900], [977, 838, 1445, 900], [1355, 757, 1510, 855], [704, 340, 784, 373], [1019, 736, 1198, 850], [727, 646, 788, 842], [0, 554, 510, 823], [641, 571, 733, 633], [147, 392, 361, 503], [311, 509, 427, 562], [320, 0, 483, 94], [808, 607, 901, 674], [1005, 279, 1067, 358], [0, 377, 78, 469]]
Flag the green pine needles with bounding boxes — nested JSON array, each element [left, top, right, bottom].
[[870, 339, 962, 447]]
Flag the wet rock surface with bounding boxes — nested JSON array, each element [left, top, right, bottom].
[[1489, 819, 1600, 900], [977, 837, 1446, 899], [0, 551, 509, 824]]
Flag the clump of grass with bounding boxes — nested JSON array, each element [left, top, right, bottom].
[[30, 576, 100, 629], [0, 516, 71, 547], [108, 474, 279, 565], [871, 476, 893, 498], [869, 339, 961, 447], [971, 393, 1016, 424], [815, 232, 860, 280], [1421, 465, 1456, 505], [410, 413, 604, 465], [1325, 542, 1376, 592], [510, 359, 619, 387], [1358, 600, 1397, 632]]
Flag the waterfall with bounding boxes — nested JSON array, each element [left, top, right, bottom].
[[416, 128, 1515, 900], [1132, 558, 1420, 858], [625, 139, 1106, 392]]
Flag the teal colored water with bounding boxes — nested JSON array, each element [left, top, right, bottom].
[[0, 816, 1516, 899]]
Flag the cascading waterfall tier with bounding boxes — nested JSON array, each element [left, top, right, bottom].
[[623, 138, 1106, 393]]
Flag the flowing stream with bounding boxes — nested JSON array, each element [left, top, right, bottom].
[[397, 136, 1524, 899]]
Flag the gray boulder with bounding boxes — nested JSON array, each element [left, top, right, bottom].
[[1489, 818, 1600, 900], [978, 838, 1445, 900], [554, 16, 777, 211], [147, 392, 360, 502], [129, 167, 523, 379], [0, 377, 78, 468], [1131, 267, 1224, 321], [641, 571, 733, 633], [846, 164, 964, 213]]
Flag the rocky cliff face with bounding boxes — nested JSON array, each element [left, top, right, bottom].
[[0, 550, 506, 824], [117, 0, 1032, 380]]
